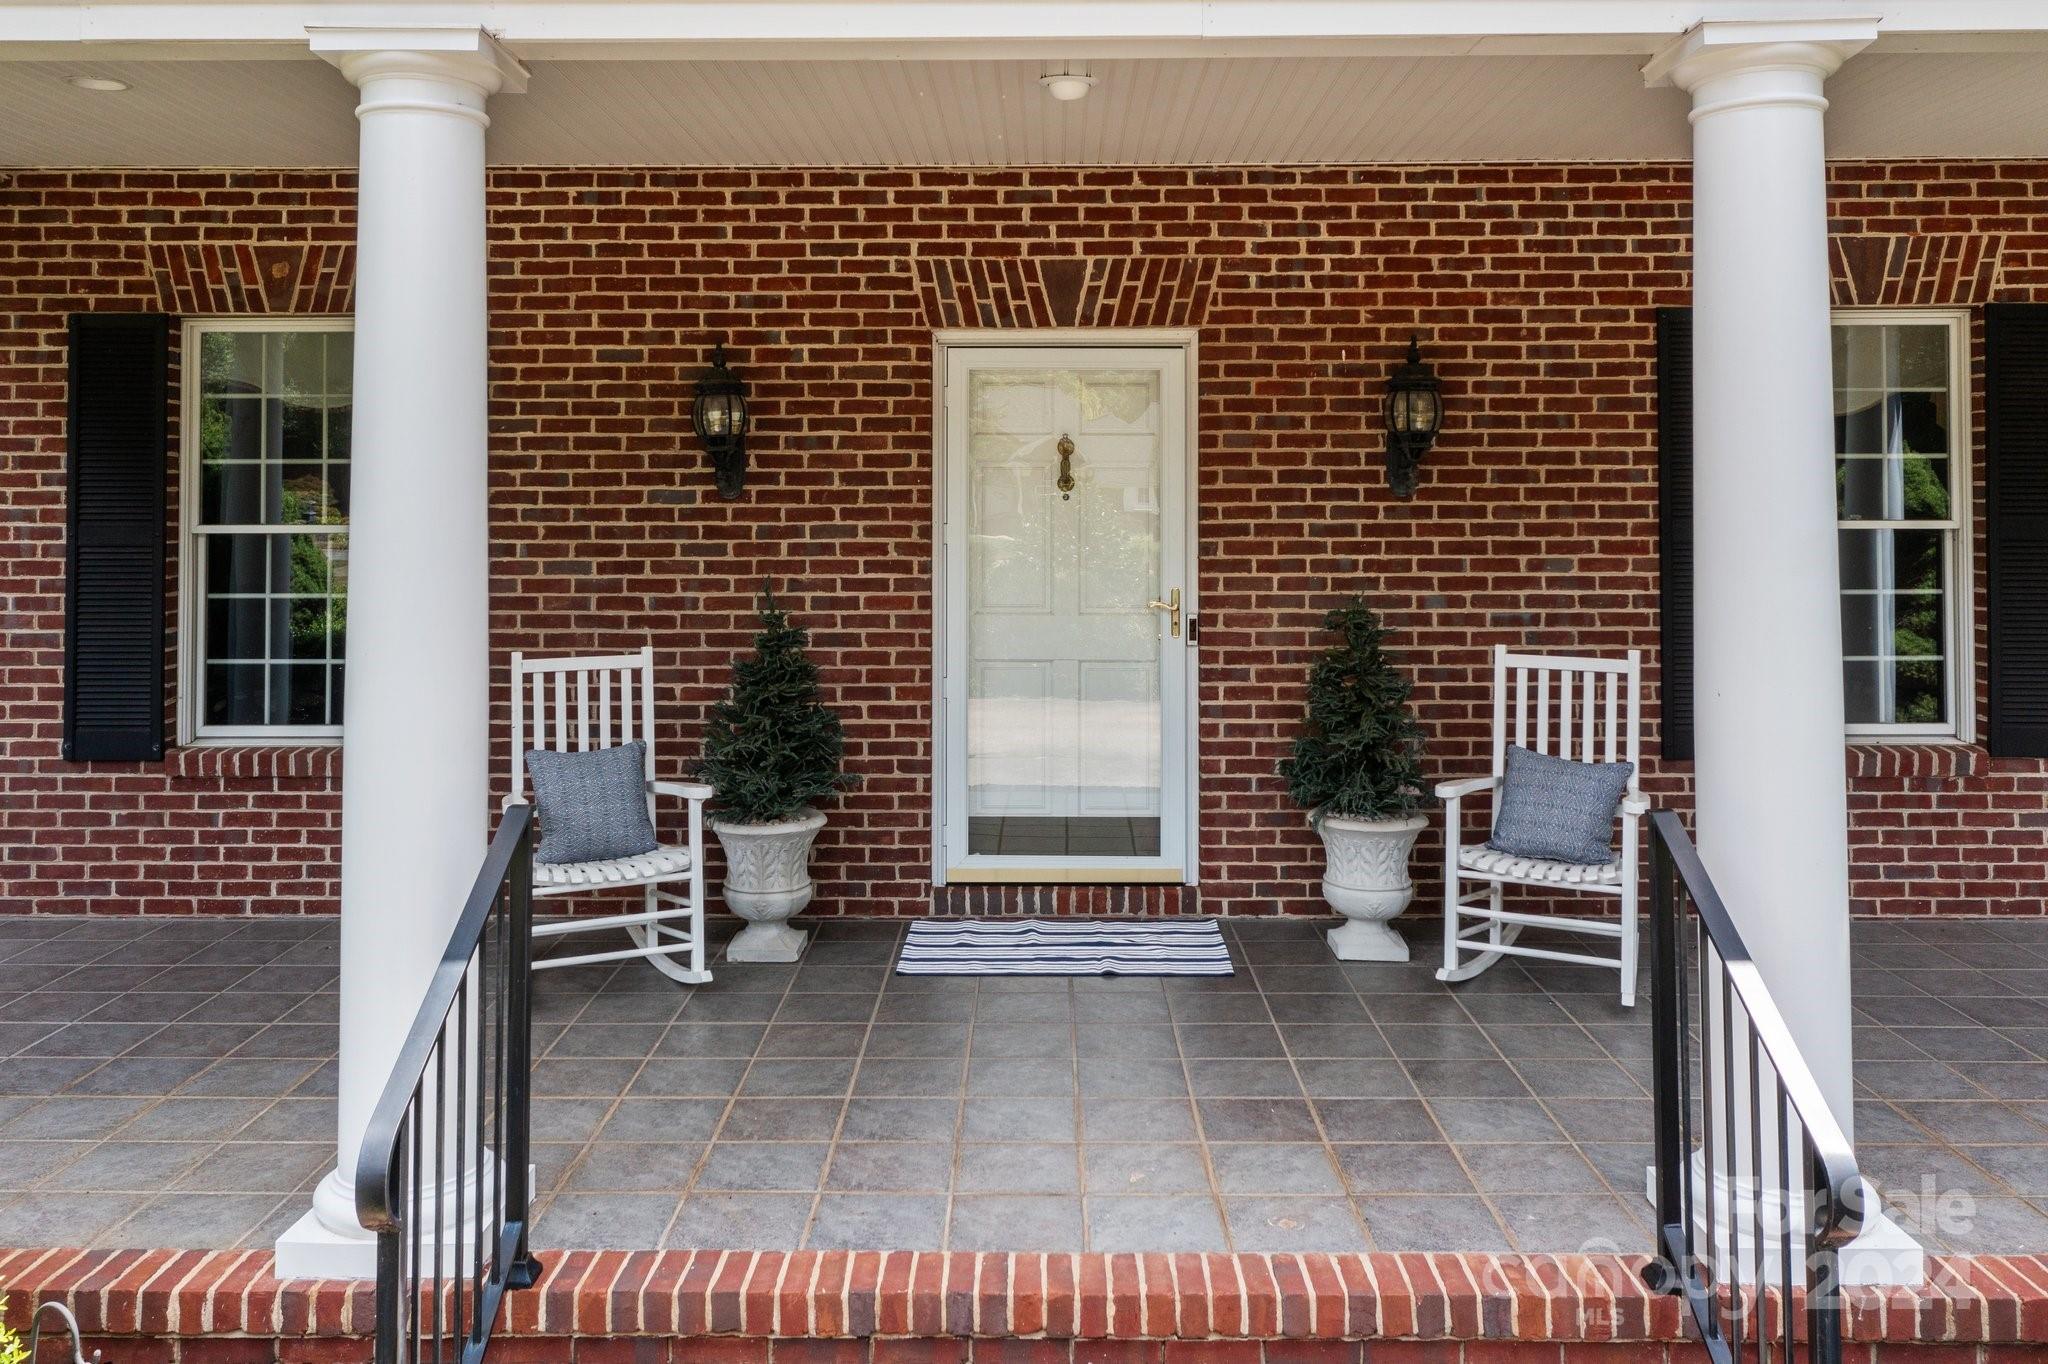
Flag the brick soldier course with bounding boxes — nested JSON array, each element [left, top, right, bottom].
[[3, 1245, 2048, 1362]]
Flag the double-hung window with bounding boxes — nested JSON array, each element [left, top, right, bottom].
[[179, 319, 352, 742], [1831, 310, 1972, 740]]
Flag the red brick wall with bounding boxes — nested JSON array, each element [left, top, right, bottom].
[[2, 162, 2045, 918]]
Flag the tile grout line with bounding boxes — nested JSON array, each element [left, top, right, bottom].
[[1238, 921, 1377, 1252], [652, 945, 804, 1249], [1335, 950, 1521, 1251], [26, 928, 315, 1246], [794, 923, 899, 1251], [1163, 934, 1240, 1256]]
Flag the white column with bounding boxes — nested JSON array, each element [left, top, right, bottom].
[[1647, 14, 1870, 1136], [1647, 19, 1919, 1288], [276, 26, 525, 1281]]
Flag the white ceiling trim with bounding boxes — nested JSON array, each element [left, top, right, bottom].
[[2, 0, 2048, 64]]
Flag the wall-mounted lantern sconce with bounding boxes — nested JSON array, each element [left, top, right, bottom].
[[1382, 334, 1442, 498], [692, 341, 750, 500]]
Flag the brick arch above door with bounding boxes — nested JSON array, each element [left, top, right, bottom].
[[912, 253, 1219, 329]]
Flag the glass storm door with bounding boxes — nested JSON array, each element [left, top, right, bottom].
[[941, 347, 1189, 878]]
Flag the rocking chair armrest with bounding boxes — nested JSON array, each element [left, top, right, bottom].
[[650, 779, 715, 803], [1434, 774, 1498, 801], [1619, 794, 1650, 817]]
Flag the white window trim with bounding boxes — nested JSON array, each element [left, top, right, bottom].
[[1830, 307, 1975, 744], [177, 315, 353, 747]]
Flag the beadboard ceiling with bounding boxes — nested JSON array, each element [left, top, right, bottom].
[[3, 51, 2046, 168]]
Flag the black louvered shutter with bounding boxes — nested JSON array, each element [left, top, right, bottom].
[[1655, 307, 1694, 762], [1987, 303, 2048, 758], [64, 313, 169, 762]]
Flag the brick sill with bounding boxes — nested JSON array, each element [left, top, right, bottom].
[[1, 1248, 2039, 1349], [167, 743, 342, 783], [1847, 742, 1984, 782]]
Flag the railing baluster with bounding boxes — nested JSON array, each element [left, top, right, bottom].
[[1647, 826, 1683, 1271], [1781, 1086, 1796, 1364], [493, 887, 508, 1287], [1747, 1022, 1765, 1362], [1678, 911, 1697, 1293], [433, 1037, 445, 1364], [1698, 930, 1719, 1311], [376, 1112, 404, 1364], [455, 972, 471, 1347], [507, 814, 538, 1286], [1720, 970, 1740, 1359], [409, 1086, 423, 1364]]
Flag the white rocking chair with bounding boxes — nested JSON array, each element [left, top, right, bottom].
[[1435, 646, 1648, 1005], [509, 646, 713, 984]]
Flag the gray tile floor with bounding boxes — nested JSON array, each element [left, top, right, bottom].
[[0, 913, 2044, 1255]]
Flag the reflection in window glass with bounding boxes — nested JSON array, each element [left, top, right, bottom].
[[191, 327, 350, 732], [1831, 319, 1959, 731]]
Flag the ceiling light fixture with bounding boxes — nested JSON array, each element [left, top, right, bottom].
[[67, 75, 131, 93], [1039, 67, 1096, 102]]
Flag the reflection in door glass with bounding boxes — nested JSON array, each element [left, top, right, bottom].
[[964, 368, 1164, 857]]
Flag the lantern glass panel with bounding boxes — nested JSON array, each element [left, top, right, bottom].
[[1389, 386, 1439, 435], [1409, 388, 1439, 434], [698, 393, 733, 438]]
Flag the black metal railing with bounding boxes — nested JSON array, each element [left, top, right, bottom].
[[357, 803, 543, 1364], [1646, 811, 1864, 1364]]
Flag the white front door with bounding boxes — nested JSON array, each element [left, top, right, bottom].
[[940, 345, 1190, 878]]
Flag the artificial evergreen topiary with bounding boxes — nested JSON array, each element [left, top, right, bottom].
[[697, 585, 858, 825], [1279, 595, 1426, 822]]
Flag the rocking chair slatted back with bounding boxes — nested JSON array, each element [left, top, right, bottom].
[[509, 647, 659, 809], [1492, 647, 1642, 784]]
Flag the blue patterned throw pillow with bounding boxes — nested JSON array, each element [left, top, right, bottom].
[[1487, 744, 1634, 865], [524, 740, 659, 865]]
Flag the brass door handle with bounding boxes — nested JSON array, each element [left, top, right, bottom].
[[1056, 434, 1076, 500], [1148, 587, 1182, 638]]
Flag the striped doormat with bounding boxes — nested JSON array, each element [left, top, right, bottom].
[[896, 918, 1234, 977]]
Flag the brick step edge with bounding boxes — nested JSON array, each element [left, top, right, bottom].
[[0, 1250, 2042, 1347]]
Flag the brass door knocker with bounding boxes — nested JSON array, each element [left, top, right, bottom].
[[1055, 433, 1076, 500]]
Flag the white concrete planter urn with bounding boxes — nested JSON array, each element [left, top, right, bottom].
[[711, 807, 826, 962], [1312, 810, 1428, 962]]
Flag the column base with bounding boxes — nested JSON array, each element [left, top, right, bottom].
[[1645, 1158, 1924, 1288], [276, 1157, 527, 1281], [275, 1168, 378, 1280], [1837, 1196, 1925, 1287]]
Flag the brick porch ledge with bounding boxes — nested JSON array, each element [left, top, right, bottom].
[[2, 1249, 2044, 1357]]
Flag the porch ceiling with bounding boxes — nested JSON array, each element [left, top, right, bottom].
[[4, 49, 2048, 168]]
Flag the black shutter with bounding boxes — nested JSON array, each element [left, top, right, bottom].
[[64, 313, 169, 762], [1987, 303, 2048, 758], [1656, 307, 1694, 762]]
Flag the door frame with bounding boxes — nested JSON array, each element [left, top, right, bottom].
[[930, 328, 1201, 887]]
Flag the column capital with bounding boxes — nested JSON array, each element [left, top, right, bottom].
[[1643, 17, 1876, 105], [309, 24, 529, 97]]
